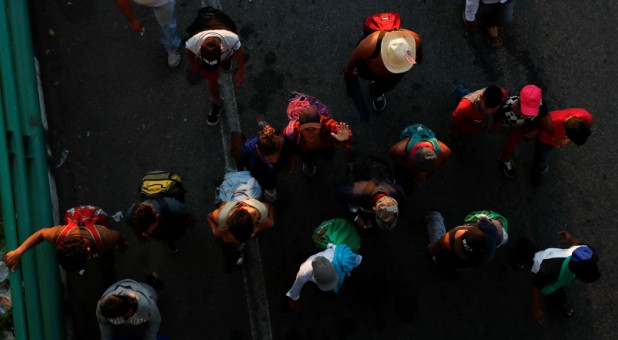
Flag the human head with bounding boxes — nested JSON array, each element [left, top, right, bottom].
[[299, 107, 322, 139], [374, 196, 399, 230], [380, 31, 417, 73], [569, 246, 601, 283], [459, 227, 488, 259], [481, 85, 504, 113], [130, 202, 157, 233], [412, 144, 437, 172], [311, 256, 338, 291], [519, 85, 542, 116], [99, 294, 137, 319], [57, 237, 90, 272], [227, 204, 255, 242], [200, 38, 222, 71], [564, 117, 591, 146], [257, 124, 283, 163]]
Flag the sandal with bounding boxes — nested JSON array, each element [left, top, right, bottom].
[[562, 304, 575, 318]]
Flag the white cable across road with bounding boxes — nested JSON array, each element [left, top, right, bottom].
[[201, 1, 273, 339]]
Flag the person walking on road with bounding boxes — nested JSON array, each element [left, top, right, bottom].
[[286, 243, 362, 309], [450, 85, 508, 141], [521, 231, 601, 324], [115, 0, 182, 68], [462, 0, 515, 38], [531, 108, 593, 186], [96, 277, 163, 340], [345, 28, 422, 113], [184, 7, 245, 126], [425, 210, 508, 271]]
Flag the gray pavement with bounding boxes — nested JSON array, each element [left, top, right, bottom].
[[30, 0, 617, 339]]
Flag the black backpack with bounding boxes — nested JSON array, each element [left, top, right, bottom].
[[186, 6, 238, 36]]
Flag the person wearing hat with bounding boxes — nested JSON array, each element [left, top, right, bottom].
[[389, 124, 451, 186], [345, 29, 423, 113], [96, 278, 162, 340], [531, 108, 593, 186], [286, 243, 362, 309], [185, 26, 245, 126], [425, 211, 508, 271], [493, 84, 550, 177], [462, 0, 514, 38], [527, 231, 600, 324], [283, 106, 352, 177], [338, 177, 405, 230], [115, 0, 182, 68]]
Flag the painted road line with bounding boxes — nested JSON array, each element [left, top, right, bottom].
[[203, 1, 274, 339]]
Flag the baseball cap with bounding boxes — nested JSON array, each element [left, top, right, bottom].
[[374, 196, 399, 230], [380, 31, 417, 74], [519, 85, 542, 117], [200, 43, 222, 71], [413, 146, 437, 172], [311, 256, 338, 291], [298, 107, 322, 131], [459, 228, 488, 256]]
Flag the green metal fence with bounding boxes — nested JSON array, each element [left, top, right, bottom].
[[0, 1, 65, 339]]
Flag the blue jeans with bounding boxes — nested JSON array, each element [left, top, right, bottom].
[[532, 140, 554, 174], [425, 211, 446, 244], [152, 0, 180, 52]]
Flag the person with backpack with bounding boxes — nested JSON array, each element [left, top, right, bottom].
[[125, 171, 195, 253], [206, 171, 275, 268], [184, 7, 244, 126], [282, 92, 352, 177], [389, 124, 451, 186], [450, 85, 508, 140], [236, 123, 295, 202], [114, 0, 182, 68], [3, 205, 128, 272], [425, 210, 508, 271], [344, 13, 423, 113]]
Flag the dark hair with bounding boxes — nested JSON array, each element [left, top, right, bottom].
[[227, 208, 254, 242], [131, 203, 157, 233], [99, 295, 136, 318], [483, 85, 504, 108], [57, 237, 89, 272], [257, 124, 283, 156], [564, 117, 591, 146]]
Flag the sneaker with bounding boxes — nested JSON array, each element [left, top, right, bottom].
[[372, 93, 387, 112], [501, 158, 515, 177], [236, 243, 246, 266], [302, 162, 316, 177], [207, 102, 224, 126], [487, 26, 499, 38], [146, 272, 165, 290], [221, 59, 232, 72], [167, 240, 179, 254], [264, 189, 277, 203], [167, 50, 181, 68]]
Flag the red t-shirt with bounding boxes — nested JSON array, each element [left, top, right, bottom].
[[538, 108, 592, 146]]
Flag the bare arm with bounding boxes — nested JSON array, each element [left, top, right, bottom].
[[206, 209, 224, 237], [530, 286, 544, 324], [389, 138, 411, 170], [427, 232, 451, 256], [344, 34, 375, 77], [256, 203, 275, 230], [558, 231, 581, 245], [4, 227, 58, 271], [437, 140, 451, 163]]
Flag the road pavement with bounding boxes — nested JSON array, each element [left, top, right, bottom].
[[29, 0, 617, 339]]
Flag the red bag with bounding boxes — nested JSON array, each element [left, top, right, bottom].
[[58, 205, 108, 250], [363, 12, 401, 36]]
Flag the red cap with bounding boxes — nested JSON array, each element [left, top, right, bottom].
[[519, 85, 542, 117]]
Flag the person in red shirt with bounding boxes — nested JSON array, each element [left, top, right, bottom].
[[450, 85, 508, 139], [532, 108, 593, 186]]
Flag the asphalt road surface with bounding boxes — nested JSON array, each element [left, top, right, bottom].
[[29, 0, 617, 339]]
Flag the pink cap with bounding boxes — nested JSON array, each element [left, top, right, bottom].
[[519, 85, 542, 117]]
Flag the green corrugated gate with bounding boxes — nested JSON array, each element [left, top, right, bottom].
[[0, 1, 65, 339]]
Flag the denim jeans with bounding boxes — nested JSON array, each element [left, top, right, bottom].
[[425, 211, 446, 244], [152, 0, 180, 52]]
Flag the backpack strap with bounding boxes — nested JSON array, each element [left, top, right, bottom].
[[81, 221, 105, 251], [370, 31, 387, 59]]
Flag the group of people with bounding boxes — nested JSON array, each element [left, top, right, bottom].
[[2, 1, 601, 338]]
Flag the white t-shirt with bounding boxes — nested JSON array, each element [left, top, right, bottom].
[[133, 0, 171, 7], [185, 30, 241, 61], [286, 244, 362, 301]]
